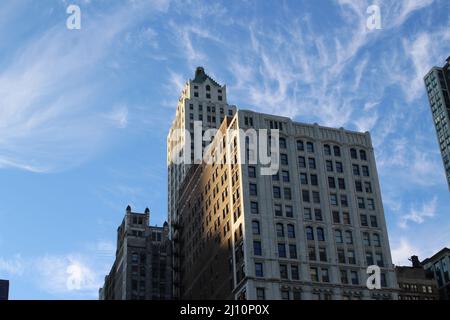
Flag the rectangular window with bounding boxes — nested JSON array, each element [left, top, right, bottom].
[[367, 198, 375, 210], [300, 173, 308, 185], [353, 164, 360, 176], [282, 170, 290, 182], [310, 267, 319, 282], [255, 262, 264, 277], [285, 205, 293, 218], [330, 194, 338, 206], [298, 156, 306, 168], [314, 208, 323, 221], [256, 288, 265, 300], [340, 270, 348, 284], [332, 211, 340, 223], [340, 195, 348, 207], [362, 165, 370, 177], [274, 204, 283, 216], [281, 154, 288, 165], [291, 265, 299, 280], [360, 214, 368, 226], [249, 183, 258, 196], [348, 250, 356, 265], [289, 244, 297, 259], [251, 201, 259, 214], [248, 166, 256, 178], [355, 181, 363, 192], [343, 212, 351, 224], [308, 158, 316, 169], [319, 247, 327, 262], [254, 241, 262, 256], [326, 160, 333, 172], [351, 271, 359, 285], [370, 215, 378, 228], [284, 187, 292, 200], [273, 186, 281, 198], [281, 289, 290, 300], [364, 182, 372, 193], [338, 178, 346, 190], [304, 207, 312, 220], [337, 249, 345, 263], [312, 191, 320, 204], [328, 176, 336, 188], [307, 142, 314, 153], [280, 264, 288, 279], [297, 140, 304, 151], [302, 190, 310, 203], [336, 162, 343, 173], [278, 243, 286, 258], [310, 174, 318, 186], [322, 268, 330, 282], [308, 246, 316, 261], [357, 197, 365, 209]]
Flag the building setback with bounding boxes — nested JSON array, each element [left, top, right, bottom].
[[174, 109, 398, 300], [395, 256, 439, 300], [0, 279, 9, 300], [99, 206, 172, 300], [424, 57, 450, 190], [421, 247, 450, 300]]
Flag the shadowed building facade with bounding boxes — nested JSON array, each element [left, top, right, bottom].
[[0, 280, 9, 300], [421, 247, 450, 300], [99, 206, 172, 300], [424, 57, 450, 190], [174, 110, 398, 300]]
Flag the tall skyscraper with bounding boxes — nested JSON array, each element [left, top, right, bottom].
[[167, 67, 236, 237], [424, 57, 450, 190], [174, 109, 398, 300], [99, 206, 172, 300]]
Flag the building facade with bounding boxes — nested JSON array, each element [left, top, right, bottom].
[[99, 206, 172, 300], [167, 67, 236, 237], [421, 247, 450, 300], [424, 57, 450, 190], [174, 110, 398, 300], [0, 279, 9, 300], [395, 256, 439, 300]]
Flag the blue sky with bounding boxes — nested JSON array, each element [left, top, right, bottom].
[[0, 0, 449, 299]]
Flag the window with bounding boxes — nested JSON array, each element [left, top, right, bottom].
[[333, 145, 341, 157], [350, 148, 358, 159], [274, 204, 282, 216], [310, 267, 319, 282], [319, 247, 327, 262], [282, 170, 290, 182], [248, 166, 256, 178], [363, 233, 371, 246], [328, 177, 336, 188], [364, 182, 372, 193], [345, 230, 353, 244], [297, 140, 304, 151], [355, 181, 363, 192], [322, 268, 330, 282], [360, 150, 367, 161], [336, 161, 343, 173], [324, 144, 331, 155], [307, 142, 314, 153], [351, 271, 359, 284], [252, 221, 260, 235], [304, 208, 312, 220], [326, 160, 333, 172], [357, 197, 365, 209], [254, 241, 262, 256], [256, 288, 265, 300], [375, 252, 384, 267], [353, 164, 360, 175], [348, 250, 356, 265], [335, 230, 343, 243], [298, 156, 306, 168], [360, 214, 368, 227], [300, 173, 308, 185], [289, 244, 297, 258], [287, 224, 296, 238], [340, 195, 348, 207], [370, 215, 378, 228], [340, 270, 348, 284], [251, 201, 259, 214], [291, 265, 299, 280], [342, 212, 351, 224], [314, 209, 323, 221], [276, 223, 284, 237], [308, 246, 316, 260], [279, 264, 289, 280], [302, 190, 310, 203], [255, 263, 264, 277], [333, 211, 340, 223], [308, 157, 316, 169], [281, 289, 290, 300], [273, 186, 281, 198], [284, 187, 292, 200], [293, 290, 301, 300], [338, 178, 346, 190], [337, 249, 346, 263], [366, 251, 374, 265], [279, 137, 287, 149], [306, 226, 314, 240], [310, 174, 318, 186], [380, 273, 387, 287], [278, 243, 286, 258], [285, 205, 293, 218], [317, 227, 325, 241], [367, 198, 375, 210], [272, 172, 279, 181], [249, 183, 258, 196], [312, 191, 320, 204], [281, 154, 288, 165], [362, 165, 370, 177], [373, 234, 381, 247], [330, 194, 338, 206]]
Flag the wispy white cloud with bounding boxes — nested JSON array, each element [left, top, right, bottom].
[[0, 254, 25, 276], [391, 237, 421, 265], [399, 196, 438, 228]]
